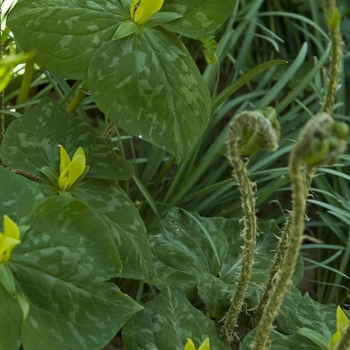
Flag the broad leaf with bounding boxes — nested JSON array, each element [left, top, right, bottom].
[[7, 0, 124, 80], [0, 167, 45, 225], [74, 180, 153, 281], [241, 329, 323, 350], [0, 281, 22, 350], [277, 287, 335, 342], [0, 97, 134, 181], [150, 207, 304, 318], [8, 196, 141, 350], [88, 27, 211, 160], [241, 287, 336, 350], [122, 287, 230, 350], [8, 1, 213, 160], [162, 0, 237, 38]]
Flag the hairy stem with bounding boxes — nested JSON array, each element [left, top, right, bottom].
[[321, 0, 342, 115], [250, 0, 342, 329], [221, 119, 258, 345], [249, 150, 306, 350]]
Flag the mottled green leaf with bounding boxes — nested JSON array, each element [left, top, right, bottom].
[[277, 287, 335, 341], [150, 208, 304, 318], [8, 196, 141, 350], [7, 0, 124, 80], [73, 179, 152, 281], [0, 97, 134, 181], [162, 0, 237, 38], [122, 287, 230, 350], [150, 207, 228, 297], [0, 282, 22, 350], [241, 288, 336, 350], [0, 167, 45, 225], [89, 27, 210, 161], [8, 1, 212, 160], [241, 329, 322, 350]]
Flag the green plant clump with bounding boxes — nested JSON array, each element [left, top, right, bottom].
[[1, 0, 350, 349]]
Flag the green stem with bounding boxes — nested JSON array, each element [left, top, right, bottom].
[[249, 151, 306, 350], [221, 120, 257, 345], [66, 81, 89, 113], [250, 0, 342, 329], [321, 0, 342, 115], [16, 58, 34, 114]]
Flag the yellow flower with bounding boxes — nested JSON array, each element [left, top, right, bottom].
[[330, 306, 350, 349], [58, 145, 86, 190], [184, 337, 210, 350], [0, 215, 21, 263], [130, 0, 164, 24]]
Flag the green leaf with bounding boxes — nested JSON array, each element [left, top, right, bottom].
[[0, 97, 134, 181], [161, 0, 237, 38], [0, 282, 22, 350], [0, 167, 45, 225], [122, 287, 230, 350], [8, 1, 212, 160], [7, 0, 125, 80], [277, 287, 336, 342], [8, 196, 141, 350], [241, 329, 323, 350], [150, 207, 228, 298], [89, 27, 211, 161], [73, 179, 153, 281], [150, 208, 303, 318]]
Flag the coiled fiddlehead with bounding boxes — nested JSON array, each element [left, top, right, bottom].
[[222, 107, 279, 345]]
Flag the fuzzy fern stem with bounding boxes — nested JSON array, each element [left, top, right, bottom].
[[250, 0, 344, 330], [249, 147, 305, 350], [221, 108, 279, 345]]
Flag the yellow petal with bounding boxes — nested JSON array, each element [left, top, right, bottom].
[[3, 215, 20, 240], [131, 0, 164, 24], [68, 147, 86, 186], [330, 306, 350, 349], [336, 305, 350, 332], [0, 216, 21, 263], [198, 338, 210, 350], [58, 144, 70, 174], [58, 146, 86, 190], [184, 339, 196, 350]]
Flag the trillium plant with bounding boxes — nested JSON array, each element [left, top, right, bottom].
[[1, 0, 350, 349]]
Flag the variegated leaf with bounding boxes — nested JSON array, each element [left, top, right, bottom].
[[122, 287, 230, 350], [162, 0, 237, 38], [0, 97, 134, 181], [8, 196, 141, 350]]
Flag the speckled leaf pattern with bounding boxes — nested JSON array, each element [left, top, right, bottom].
[[73, 180, 152, 281], [0, 167, 45, 225], [122, 287, 230, 350], [88, 27, 210, 160], [8, 1, 213, 160], [150, 207, 228, 297], [7, 0, 124, 80], [150, 208, 304, 318], [8, 196, 142, 350], [241, 329, 323, 350], [162, 0, 237, 38], [0, 97, 134, 181], [0, 282, 22, 350], [241, 286, 336, 349], [277, 286, 336, 340]]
